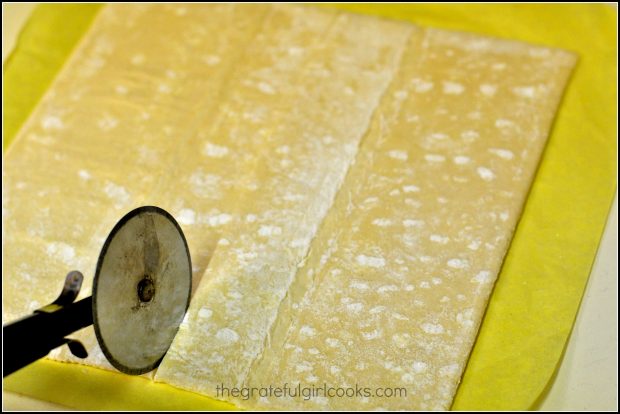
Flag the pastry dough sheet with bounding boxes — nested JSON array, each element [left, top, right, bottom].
[[2, 3, 576, 410], [243, 29, 576, 410]]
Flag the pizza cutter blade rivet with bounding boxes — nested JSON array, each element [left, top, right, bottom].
[[137, 277, 155, 303]]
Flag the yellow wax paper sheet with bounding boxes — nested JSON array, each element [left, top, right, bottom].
[[2, 3, 617, 411]]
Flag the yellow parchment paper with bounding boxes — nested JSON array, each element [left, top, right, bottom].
[[3, 4, 616, 410]]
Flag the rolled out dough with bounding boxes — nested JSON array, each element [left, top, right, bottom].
[[2, 3, 576, 409], [241, 28, 576, 410]]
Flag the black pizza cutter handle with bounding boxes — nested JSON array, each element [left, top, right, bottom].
[[3, 271, 93, 377]]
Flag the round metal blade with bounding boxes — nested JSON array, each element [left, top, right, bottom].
[[92, 206, 191, 375]]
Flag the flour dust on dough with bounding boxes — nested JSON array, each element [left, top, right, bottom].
[[2, 3, 575, 410]]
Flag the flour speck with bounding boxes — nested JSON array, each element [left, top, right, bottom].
[[300, 325, 316, 337], [425, 154, 446, 163], [477, 166, 496, 182], [479, 84, 497, 96], [203, 141, 230, 158], [402, 185, 420, 193], [447, 258, 469, 269], [216, 328, 239, 344], [177, 208, 196, 225], [421, 323, 444, 334], [453, 155, 471, 165], [46, 242, 76, 265], [442, 81, 465, 95], [198, 307, 213, 319], [471, 270, 491, 284], [41, 115, 64, 130], [372, 218, 392, 227], [387, 150, 408, 161], [257, 82, 276, 95], [489, 148, 514, 160], [513, 86, 536, 98], [78, 169, 91, 181], [356, 254, 386, 268], [131, 54, 145, 65], [203, 55, 221, 66], [103, 181, 130, 207], [258, 225, 282, 237], [411, 78, 434, 93], [206, 213, 232, 227]]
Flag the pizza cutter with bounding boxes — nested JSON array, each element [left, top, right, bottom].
[[3, 206, 192, 377]]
